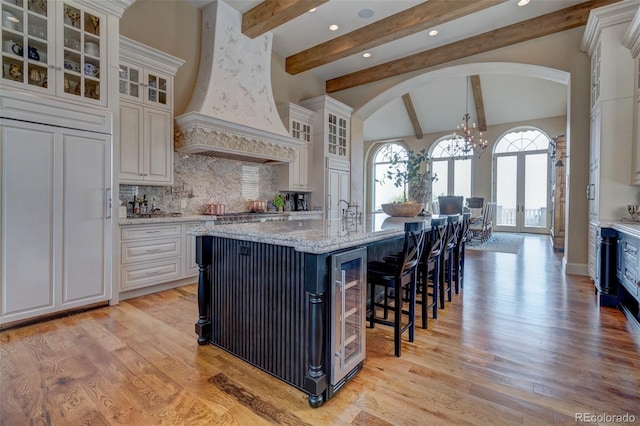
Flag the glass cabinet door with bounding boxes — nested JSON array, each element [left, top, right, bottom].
[[1, 0, 51, 93], [118, 60, 142, 101], [59, 1, 104, 103], [331, 247, 366, 386], [144, 69, 169, 108]]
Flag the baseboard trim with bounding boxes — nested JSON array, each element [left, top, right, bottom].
[[565, 262, 589, 276]]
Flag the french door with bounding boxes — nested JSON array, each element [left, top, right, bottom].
[[494, 151, 550, 234]]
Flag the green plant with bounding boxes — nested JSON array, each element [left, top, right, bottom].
[[381, 147, 437, 203], [272, 194, 286, 209]]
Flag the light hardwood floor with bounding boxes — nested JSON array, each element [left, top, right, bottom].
[[1, 234, 639, 425]]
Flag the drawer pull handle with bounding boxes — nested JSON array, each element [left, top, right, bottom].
[[146, 230, 161, 233], [146, 271, 161, 275], [146, 248, 161, 253]]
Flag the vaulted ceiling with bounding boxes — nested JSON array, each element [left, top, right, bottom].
[[218, 0, 621, 142]]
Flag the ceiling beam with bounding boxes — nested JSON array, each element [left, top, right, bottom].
[[242, 0, 329, 39], [470, 75, 486, 132], [326, 0, 621, 93], [402, 93, 423, 140], [286, 0, 505, 75]]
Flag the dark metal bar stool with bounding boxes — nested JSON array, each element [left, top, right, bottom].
[[367, 221, 426, 357]]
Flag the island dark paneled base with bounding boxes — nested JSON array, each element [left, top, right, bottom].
[[194, 235, 383, 407]]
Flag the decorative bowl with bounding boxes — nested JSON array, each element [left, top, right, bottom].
[[381, 202, 423, 217]]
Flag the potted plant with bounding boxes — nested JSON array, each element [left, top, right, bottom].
[[379, 147, 437, 216], [272, 194, 286, 212]]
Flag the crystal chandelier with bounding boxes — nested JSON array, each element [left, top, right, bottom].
[[446, 77, 488, 158]]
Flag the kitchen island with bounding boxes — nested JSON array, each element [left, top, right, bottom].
[[189, 215, 437, 407]]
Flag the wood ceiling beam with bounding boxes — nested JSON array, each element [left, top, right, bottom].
[[326, 0, 621, 93], [470, 75, 486, 132], [402, 93, 423, 139], [286, 0, 505, 75], [242, 0, 329, 39]]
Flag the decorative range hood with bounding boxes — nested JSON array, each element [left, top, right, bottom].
[[175, 0, 297, 164]]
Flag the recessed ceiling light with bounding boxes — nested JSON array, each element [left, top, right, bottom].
[[517, 0, 530, 6], [308, 7, 316, 12], [362, 52, 371, 58], [428, 29, 438, 36], [358, 9, 374, 19], [7, 15, 19, 22], [329, 24, 338, 31]]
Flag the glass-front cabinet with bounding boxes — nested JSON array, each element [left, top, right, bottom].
[[119, 61, 171, 109], [330, 247, 366, 388], [1, 0, 106, 105]]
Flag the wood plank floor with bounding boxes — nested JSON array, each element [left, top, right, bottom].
[[2, 234, 639, 425]]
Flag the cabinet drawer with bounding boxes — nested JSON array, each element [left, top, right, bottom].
[[121, 224, 182, 241], [120, 258, 182, 291], [121, 237, 181, 264]]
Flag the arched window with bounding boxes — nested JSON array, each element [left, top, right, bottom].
[[372, 142, 407, 211], [494, 128, 550, 153], [430, 137, 472, 202]]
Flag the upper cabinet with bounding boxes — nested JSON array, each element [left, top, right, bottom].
[[301, 95, 352, 161], [1, 0, 112, 106], [118, 36, 184, 186], [277, 102, 313, 192]]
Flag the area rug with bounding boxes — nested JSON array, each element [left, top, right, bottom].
[[467, 232, 524, 254]]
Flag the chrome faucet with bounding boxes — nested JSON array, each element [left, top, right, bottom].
[[339, 199, 359, 219]]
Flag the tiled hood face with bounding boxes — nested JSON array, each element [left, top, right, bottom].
[[174, 0, 296, 164]]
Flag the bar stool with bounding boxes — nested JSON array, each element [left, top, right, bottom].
[[417, 216, 447, 328], [439, 215, 461, 309], [453, 212, 471, 294], [367, 221, 426, 357]]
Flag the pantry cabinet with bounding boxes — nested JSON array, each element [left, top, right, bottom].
[[300, 95, 353, 218], [582, 3, 637, 221], [277, 102, 313, 192], [623, 11, 640, 184], [0, 116, 112, 327], [0, 0, 124, 106], [118, 36, 184, 185]]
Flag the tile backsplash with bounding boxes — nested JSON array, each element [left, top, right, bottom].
[[118, 153, 280, 214]]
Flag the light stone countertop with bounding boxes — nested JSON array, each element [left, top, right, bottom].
[[189, 214, 445, 254], [118, 210, 322, 226], [612, 221, 640, 239]]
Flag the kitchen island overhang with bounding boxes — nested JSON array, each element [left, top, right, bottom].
[[189, 216, 436, 407]]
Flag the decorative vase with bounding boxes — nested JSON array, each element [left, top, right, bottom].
[[381, 202, 423, 217]]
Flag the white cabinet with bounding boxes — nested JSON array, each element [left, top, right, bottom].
[[624, 8, 640, 183], [1, 0, 120, 106], [301, 95, 352, 160], [327, 163, 350, 220], [120, 223, 183, 291], [277, 102, 313, 192], [1, 118, 111, 327], [183, 222, 200, 278], [300, 96, 353, 217], [582, 4, 637, 221], [118, 36, 184, 186], [119, 101, 172, 184], [119, 221, 199, 295]]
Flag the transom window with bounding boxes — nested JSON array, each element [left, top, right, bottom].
[[494, 128, 549, 153]]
